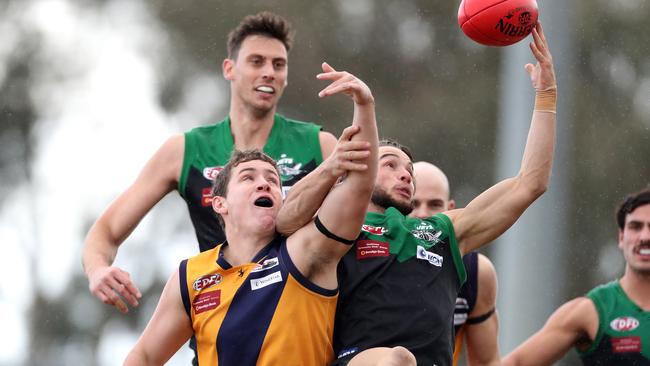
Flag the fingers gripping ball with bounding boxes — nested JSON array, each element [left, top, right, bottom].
[[458, 0, 538, 46]]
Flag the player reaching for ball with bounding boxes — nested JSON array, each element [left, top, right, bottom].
[[276, 22, 557, 366]]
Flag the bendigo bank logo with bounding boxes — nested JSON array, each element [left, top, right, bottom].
[[193, 273, 223, 291], [496, 7, 535, 38], [610, 317, 640, 332]]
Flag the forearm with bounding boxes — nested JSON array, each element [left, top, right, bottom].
[[276, 165, 339, 236], [517, 89, 557, 196], [123, 350, 156, 366], [83, 222, 119, 276]]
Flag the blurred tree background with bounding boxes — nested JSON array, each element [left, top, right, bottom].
[[0, 0, 648, 365]]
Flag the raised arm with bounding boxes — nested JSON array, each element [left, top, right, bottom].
[[123, 269, 194, 366], [448, 22, 557, 254], [82, 135, 183, 312], [276, 126, 370, 235], [502, 297, 598, 366], [287, 62, 378, 289]]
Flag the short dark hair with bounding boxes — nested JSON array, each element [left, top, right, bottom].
[[212, 149, 280, 229], [616, 188, 650, 229], [379, 138, 414, 161], [227, 11, 294, 59]]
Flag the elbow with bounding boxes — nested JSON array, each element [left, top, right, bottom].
[[517, 171, 550, 201], [529, 180, 548, 199]]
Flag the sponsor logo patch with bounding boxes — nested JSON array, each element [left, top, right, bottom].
[[203, 166, 223, 181], [250, 271, 283, 290], [251, 257, 279, 273], [192, 273, 223, 291], [416, 245, 443, 267], [610, 316, 640, 332], [337, 347, 358, 359], [361, 225, 388, 236], [411, 222, 442, 243], [193, 290, 220, 314], [611, 336, 641, 353], [276, 154, 303, 179], [201, 188, 213, 206], [356, 240, 390, 259]]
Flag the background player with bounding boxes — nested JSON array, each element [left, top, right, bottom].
[[82, 11, 366, 313], [410, 161, 500, 366], [503, 188, 650, 365]]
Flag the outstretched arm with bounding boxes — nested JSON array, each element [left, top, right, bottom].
[[502, 297, 598, 366], [276, 126, 370, 235], [287, 62, 378, 290], [448, 22, 557, 254], [464, 254, 500, 366], [83, 135, 183, 312], [123, 269, 194, 366]]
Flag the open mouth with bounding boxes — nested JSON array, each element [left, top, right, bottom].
[[255, 86, 275, 94], [254, 197, 274, 208], [637, 245, 650, 256]]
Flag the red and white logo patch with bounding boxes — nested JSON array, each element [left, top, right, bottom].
[[611, 336, 641, 353], [192, 273, 223, 291], [192, 290, 221, 314], [356, 240, 390, 259], [610, 316, 640, 332], [203, 166, 223, 180], [361, 225, 388, 236]]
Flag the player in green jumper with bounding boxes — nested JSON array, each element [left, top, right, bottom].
[[504, 188, 650, 365], [82, 12, 368, 313]]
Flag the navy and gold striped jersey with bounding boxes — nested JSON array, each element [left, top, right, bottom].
[[179, 236, 338, 366]]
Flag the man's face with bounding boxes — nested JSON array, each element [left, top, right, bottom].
[[619, 203, 650, 275], [224, 35, 288, 117], [372, 146, 414, 214], [410, 164, 454, 219], [215, 159, 283, 233]]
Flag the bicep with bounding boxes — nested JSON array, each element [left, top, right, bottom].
[[318, 131, 337, 159], [452, 177, 537, 253], [465, 314, 500, 365], [128, 270, 193, 365], [465, 254, 500, 365]]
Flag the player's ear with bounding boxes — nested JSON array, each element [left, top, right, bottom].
[[618, 229, 624, 249], [223, 59, 234, 81], [448, 199, 456, 210], [212, 195, 228, 215]]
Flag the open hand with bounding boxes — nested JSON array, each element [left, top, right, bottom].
[[525, 22, 557, 91], [88, 266, 141, 313], [317, 62, 374, 106]]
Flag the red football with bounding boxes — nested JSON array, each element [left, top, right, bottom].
[[458, 0, 538, 47]]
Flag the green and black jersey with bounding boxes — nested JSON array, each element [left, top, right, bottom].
[[578, 281, 650, 365], [179, 114, 323, 252], [333, 208, 467, 366]]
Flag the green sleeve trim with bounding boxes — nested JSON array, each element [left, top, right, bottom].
[[178, 131, 193, 198], [438, 213, 466, 287]]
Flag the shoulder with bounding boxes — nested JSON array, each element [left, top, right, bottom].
[[476, 253, 498, 302], [184, 120, 228, 139], [550, 297, 598, 333], [277, 114, 320, 128]]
